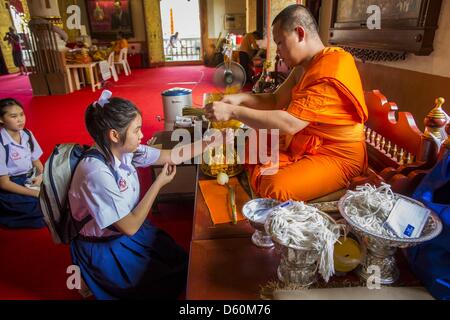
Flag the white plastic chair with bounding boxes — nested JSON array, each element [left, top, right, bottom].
[[107, 51, 119, 82], [114, 48, 131, 76], [98, 60, 111, 81]]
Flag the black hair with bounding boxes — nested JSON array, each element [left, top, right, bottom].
[[252, 31, 263, 40], [272, 4, 319, 36], [85, 97, 141, 162], [0, 98, 34, 151], [0, 98, 24, 117]]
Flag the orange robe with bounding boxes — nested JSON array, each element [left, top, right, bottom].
[[113, 39, 129, 61], [247, 47, 368, 202], [113, 38, 129, 54]]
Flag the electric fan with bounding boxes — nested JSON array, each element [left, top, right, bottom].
[[212, 60, 247, 92]]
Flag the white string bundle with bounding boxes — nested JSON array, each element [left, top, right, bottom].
[[344, 183, 397, 237], [266, 202, 342, 282]]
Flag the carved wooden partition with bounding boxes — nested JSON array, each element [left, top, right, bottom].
[[364, 90, 423, 172], [351, 90, 448, 195]]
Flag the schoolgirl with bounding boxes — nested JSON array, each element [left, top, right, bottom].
[[69, 91, 219, 299], [0, 98, 45, 228]]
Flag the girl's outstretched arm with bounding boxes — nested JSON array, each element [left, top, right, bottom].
[[154, 139, 209, 166], [153, 129, 230, 166]]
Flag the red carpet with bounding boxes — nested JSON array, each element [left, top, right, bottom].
[[0, 66, 220, 299]]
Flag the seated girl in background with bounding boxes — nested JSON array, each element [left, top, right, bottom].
[[69, 91, 222, 299], [0, 98, 45, 228]]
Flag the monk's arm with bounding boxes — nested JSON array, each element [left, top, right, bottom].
[[222, 66, 303, 111], [231, 107, 309, 135]]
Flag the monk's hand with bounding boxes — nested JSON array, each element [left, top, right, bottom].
[[221, 94, 243, 106], [204, 101, 234, 122]]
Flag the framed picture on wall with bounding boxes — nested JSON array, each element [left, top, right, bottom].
[[86, 0, 134, 40], [329, 0, 443, 56], [335, 0, 424, 27]]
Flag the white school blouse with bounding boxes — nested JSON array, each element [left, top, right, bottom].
[[69, 145, 161, 238], [0, 128, 43, 176]]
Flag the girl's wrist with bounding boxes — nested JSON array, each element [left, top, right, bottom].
[[152, 179, 162, 190]]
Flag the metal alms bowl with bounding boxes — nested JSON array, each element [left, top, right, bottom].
[[242, 198, 280, 248], [338, 192, 443, 284]]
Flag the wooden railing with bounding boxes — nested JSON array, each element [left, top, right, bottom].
[[350, 91, 448, 195]]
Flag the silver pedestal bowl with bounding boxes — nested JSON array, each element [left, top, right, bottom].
[[338, 193, 443, 285], [242, 198, 280, 248], [271, 238, 321, 287], [266, 209, 339, 287]]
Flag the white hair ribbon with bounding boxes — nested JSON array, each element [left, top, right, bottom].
[[96, 90, 112, 108]]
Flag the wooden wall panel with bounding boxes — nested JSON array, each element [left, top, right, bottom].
[[246, 0, 257, 33], [143, 0, 164, 66], [266, 0, 298, 70], [0, 2, 17, 73], [357, 62, 450, 131]]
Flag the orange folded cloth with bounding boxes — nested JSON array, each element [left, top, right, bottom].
[[199, 177, 250, 225]]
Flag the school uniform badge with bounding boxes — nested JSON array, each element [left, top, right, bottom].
[[11, 150, 21, 160], [118, 177, 128, 192]]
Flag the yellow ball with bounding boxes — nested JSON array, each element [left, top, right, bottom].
[[334, 237, 362, 273]]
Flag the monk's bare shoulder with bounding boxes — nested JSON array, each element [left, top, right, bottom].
[[273, 66, 305, 109], [292, 66, 305, 84]]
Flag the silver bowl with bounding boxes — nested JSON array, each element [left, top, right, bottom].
[[242, 198, 280, 248], [338, 193, 443, 284], [267, 210, 339, 287], [271, 236, 321, 287]]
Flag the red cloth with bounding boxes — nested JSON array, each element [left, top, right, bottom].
[[9, 0, 24, 13]]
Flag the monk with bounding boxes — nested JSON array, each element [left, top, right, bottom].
[[112, 31, 128, 61], [204, 4, 368, 202]]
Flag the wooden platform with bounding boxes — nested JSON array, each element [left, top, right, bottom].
[[186, 173, 422, 300]]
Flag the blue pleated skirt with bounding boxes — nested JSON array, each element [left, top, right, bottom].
[[0, 175, 45, 229], [70, 220, 188, 300]]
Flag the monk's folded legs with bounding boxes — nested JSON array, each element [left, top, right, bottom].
[[255, 155, 350, 202]]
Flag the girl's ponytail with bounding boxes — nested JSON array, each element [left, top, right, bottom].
[[85, 93, 141, 162]]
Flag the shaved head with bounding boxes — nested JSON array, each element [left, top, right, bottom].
[[271, 4, 324, 68], [272, 4, 319, 38]]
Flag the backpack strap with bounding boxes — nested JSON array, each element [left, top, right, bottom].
[[0, 133, 8, 166], [82, 149, 122, 233], [72, 214, 93, 233], [0, 129, 34, 167], [83, 148, 120, 182]]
